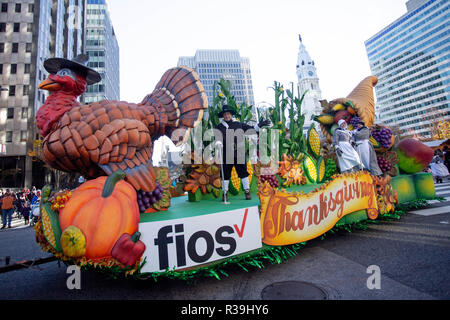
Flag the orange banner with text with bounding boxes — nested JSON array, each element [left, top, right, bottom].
[[259, 172, 378, 246]]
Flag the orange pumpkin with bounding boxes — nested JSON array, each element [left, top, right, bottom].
[[59, 170, 140, 260]]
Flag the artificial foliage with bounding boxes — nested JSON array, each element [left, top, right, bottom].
[[266, 82, 308, 160]]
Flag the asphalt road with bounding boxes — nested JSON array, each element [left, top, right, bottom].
[[0, 185, 449, 301]]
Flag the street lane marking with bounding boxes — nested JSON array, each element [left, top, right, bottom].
[[410, 206, 450, 216]]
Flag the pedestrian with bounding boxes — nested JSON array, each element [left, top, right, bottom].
[[353, 120, 383, 176], [444, 146, 450, 179], [333, 119, 363, 173], [21, 200, 31, 225], [1, 189, 15, 229], [32, 191, 40, 205], [215, 104, 270, 201], [430, 149, 449, 183], [14, 193, 23, 219]]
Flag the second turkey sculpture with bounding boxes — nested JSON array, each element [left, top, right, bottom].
[[36, 54, 207, 192]]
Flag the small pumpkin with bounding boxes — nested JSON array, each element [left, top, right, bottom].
[[59, 170, 140, 260], [60, 226, 86, 258]]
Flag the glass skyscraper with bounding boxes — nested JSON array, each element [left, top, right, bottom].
[[0, 0, 85, 188], [178, 49, 255, 107], [365, 0, 449, 138], [83, 0, 119, 104]]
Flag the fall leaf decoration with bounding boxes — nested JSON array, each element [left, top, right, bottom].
[[278, 154, 307, 187], [320, 143, 337, 163], [50, 190, 72, 212], [372, 175, 398, 215], [184, 163, 222, 195]]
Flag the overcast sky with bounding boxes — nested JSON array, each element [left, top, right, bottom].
[[106, 0, 408, 158], [107, 0, 407, 105]]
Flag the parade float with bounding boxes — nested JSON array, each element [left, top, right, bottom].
[[33, 55, 438, 281]]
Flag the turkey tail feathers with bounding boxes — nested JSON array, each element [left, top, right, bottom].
[[141, 66, 208, 145]]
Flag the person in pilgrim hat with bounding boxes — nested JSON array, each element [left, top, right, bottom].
[[353, 120, 383, 176], [333, 119, 363, 173], [216, 105, 270, 201]]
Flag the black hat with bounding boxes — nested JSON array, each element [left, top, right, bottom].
[[218, 105, 236, 118], [43, 54, 102, 85]]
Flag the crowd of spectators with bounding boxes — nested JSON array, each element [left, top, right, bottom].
[[0, 188, 41, 229]]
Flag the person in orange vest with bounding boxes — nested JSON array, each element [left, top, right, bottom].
[[1, 189, 15, 229]]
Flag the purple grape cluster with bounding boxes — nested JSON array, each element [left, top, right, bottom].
[[371, 127, 393, 148], [377, 156, 393, 173], [137, 183, 164, 212], [260, 175, 279, 188], [349, 116, 362, 128]]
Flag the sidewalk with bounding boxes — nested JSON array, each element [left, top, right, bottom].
[[0, 212, 31, 231]]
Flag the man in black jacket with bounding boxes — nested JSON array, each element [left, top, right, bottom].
[[216, 105, 270, 201]]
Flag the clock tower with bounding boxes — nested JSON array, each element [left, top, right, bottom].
[[296, 35, 323, 130]]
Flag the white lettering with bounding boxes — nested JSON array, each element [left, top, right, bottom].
[[66, 265, 81, 290], [366, 265, 381, 290]]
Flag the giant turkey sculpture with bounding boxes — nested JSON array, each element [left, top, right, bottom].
[[36, 54, 207, 192]]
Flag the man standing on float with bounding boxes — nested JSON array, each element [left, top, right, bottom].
[[216, 105, 270, 201]]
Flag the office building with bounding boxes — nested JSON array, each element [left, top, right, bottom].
[[0, 0, 86, 188], [296, 34, 323, 131], [365, 0, 449, 138], [83, 0, 119, 104], [178, 49, 255, 107]]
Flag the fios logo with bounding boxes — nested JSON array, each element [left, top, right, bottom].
[[140, 207, 262, 272]]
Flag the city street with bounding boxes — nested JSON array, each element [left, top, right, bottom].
[[0, 181, 449, 301]]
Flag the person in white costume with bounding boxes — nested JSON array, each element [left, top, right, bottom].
[[352, 120, 383, 176], [333, 119, 363, 173], [430, 150, 449, 183]]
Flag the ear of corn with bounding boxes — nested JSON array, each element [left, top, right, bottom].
[[314, 114, 334, 125], [369, 136, 380, 148], [303, 154, 318, 184], [40, 203, 63, 253], [247, 161, 253, 185], [231, 166, 241, 192], [316, 157, 326, 183], [307, 127, 321, 159]]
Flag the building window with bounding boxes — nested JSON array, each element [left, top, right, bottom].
[[0, 23, 6, 32], [27, 23, 32, 32], [26, 43, 32, 53], [0, 43, 3, 52], [22, 85, 29, 96], [20, 131, 27, 142], [9, 85, 15, 96], [24, 64, 30, 74], [12, 43, 18, 53], [10, 64, 17, 74], [1, 3, 7, 13], [7, 108, 14, 119], [21, 107, 28, 119], [13, 23, 20, 32], [15, 3, 21, 13], [0, 64, 2, 74], [5, 131, 13, 143], [28, 4, 34, 13]]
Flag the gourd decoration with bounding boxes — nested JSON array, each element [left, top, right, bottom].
[[59, 170, 140, 260]]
